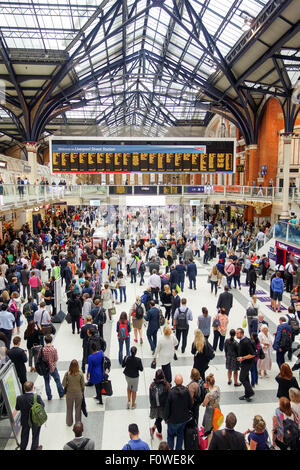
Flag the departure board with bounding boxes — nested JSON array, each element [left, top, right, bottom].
[[51, 140, 235, 174]]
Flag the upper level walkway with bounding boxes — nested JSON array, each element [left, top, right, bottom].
[[0, 184, 297, 211]]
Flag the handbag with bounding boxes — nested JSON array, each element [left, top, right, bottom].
[[242, 317, 247, 329], [109, 306, 116, 316], [175, 284, 181, 294], [66, 312, 72, 324], [258, 346, 265, 360], [81, 394, 88, 417], [150, 359, 156, 369], [100, 379, 113, 396], [212, 408, 224, 431]]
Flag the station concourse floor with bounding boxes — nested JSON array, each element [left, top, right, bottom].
[[2, 255, 296, 450]]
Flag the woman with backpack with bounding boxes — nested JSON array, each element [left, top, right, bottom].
[[129, 296, 145, 344], [149, 369, 170, 440], [212, 308, 228, 352], [122, 346, 143, 409], [188, 368, 205, 425], [272, 397, 300, 450], [117, 312, 131, 365], [224, 329, 241, 387], [153, 326, 178, 384]]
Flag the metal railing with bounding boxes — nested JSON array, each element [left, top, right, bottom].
[[0, 184, 298, 207]]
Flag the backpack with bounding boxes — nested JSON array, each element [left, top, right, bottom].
[[35, 347, 50, 376], [246, 307, 258, 317], [118, 321, 129, 339], [135, 303, 144, 320], [30, 394, 47, 427], [159, 309, 165, 327], [67, 438, 90, 450], [150, 382, 168, 408], [176, 308, 189, 330], [23, 303, 34, 318], [194, 379, 206, 406], [95, 307, 107, 326], [287, 314, 300, 335], [139, 262, 146, 273], [140, 293, 148, 306], [280, 327, 293, 352], [103, 356, 111, 375], [283, 417, 300, 449], [9, 301, 17, 316]]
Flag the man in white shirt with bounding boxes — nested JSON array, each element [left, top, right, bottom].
[[148, 269, 161, 304], [285, 260, 295, 293]]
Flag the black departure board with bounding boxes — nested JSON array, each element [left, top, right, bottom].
[[109, 186, 133, 195], [51, 140, 235, 173]]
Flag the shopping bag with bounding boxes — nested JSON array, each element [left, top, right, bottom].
[[101, 380, 113, 396], [79, 317, 84, 328], [212, 408, 224, 431], [176, 284, 181, 294], [242, 317, 247, 329]]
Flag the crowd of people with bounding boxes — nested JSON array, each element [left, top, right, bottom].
[[0, 204, 300, 451]]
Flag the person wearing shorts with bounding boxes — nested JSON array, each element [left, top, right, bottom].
[[122, 346, 143, 410], [271, 272, 284, 313]]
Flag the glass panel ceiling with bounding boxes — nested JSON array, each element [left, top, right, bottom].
[[0, 0, 273, 136]]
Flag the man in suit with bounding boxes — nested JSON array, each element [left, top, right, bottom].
[[208, 412, 247, 450], [15, 381, 44, 450], [216, 285, 233, 315], [7, 336, 27, 392], [144, 300, 160, 354], [187, 259, 197, 290]]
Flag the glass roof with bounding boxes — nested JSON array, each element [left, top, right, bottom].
[[0, 0, 276, 137]]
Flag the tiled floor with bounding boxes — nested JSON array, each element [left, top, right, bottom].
[[1, 255, 297, 450]]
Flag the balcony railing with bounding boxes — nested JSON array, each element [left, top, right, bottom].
[[0, 184, 298, 207]]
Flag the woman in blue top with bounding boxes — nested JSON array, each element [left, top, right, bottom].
[[245, 415, 269, 450], [117, 312, 131, 365], [87, 342, 105, 405]]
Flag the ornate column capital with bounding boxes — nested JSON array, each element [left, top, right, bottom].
[[23, 141, 40, 153]]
